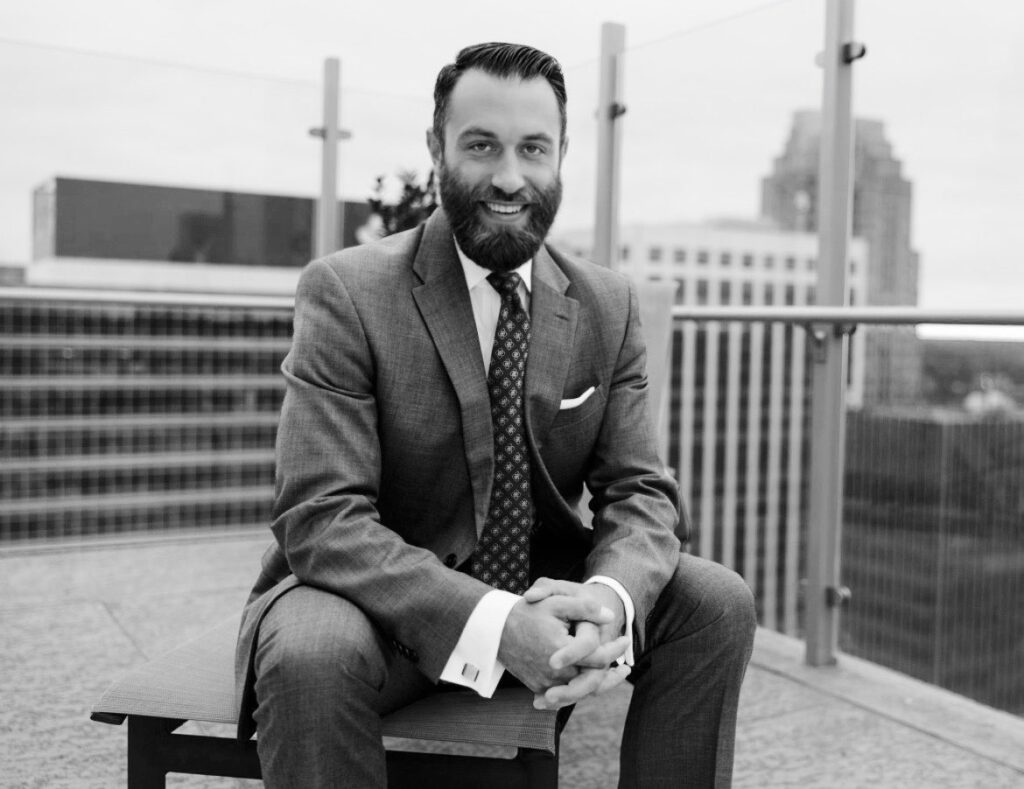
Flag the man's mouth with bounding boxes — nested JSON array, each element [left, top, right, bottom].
[[482, 202, 528, 216]]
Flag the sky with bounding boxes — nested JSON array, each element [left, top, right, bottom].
[[1, 0, 1023, 336]]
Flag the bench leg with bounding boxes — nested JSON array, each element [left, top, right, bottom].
[[386, 748, 558, 789], [127, 717, 174, 789]]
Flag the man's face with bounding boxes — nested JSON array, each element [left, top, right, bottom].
[[429, 69, 565, 272]]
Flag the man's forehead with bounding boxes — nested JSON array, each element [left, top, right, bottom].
[[445, 69, 561, 136]]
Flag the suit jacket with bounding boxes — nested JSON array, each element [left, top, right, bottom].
[[234, 209, 683, 739]]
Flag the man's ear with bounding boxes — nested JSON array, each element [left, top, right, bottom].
[[426, 128, 443, 167], [560, 135, 569, 161]]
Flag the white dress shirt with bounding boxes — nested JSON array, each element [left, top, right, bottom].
[[438, 244, 636, 696]]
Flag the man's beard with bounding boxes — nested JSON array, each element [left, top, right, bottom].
[[438, 163, 562, 273]]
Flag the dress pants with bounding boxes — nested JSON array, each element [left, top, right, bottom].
[[252, 553, 756, 788]]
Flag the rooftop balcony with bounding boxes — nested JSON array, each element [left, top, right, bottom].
[[3, 532, 1022, 787], [2, 288, 1022, 786]]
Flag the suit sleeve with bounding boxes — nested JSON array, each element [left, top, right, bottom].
[[583, 280, 682, 653], [270, 258, 490, 682]]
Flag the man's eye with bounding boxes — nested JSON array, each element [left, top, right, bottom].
[[523, 144, 546, 156], [469, 142, 494, 153]]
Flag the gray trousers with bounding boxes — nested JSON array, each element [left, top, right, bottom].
[[252, 553, 757, 788]]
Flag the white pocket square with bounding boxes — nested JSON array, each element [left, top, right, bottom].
[[559, 385, 596, 410]]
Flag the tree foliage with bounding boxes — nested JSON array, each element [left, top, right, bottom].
[[366, 170, 438, 238]]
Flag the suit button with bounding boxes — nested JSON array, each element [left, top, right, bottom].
[[444, 553, 458, 568]]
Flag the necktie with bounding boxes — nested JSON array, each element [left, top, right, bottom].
[[471, 272, 533, 594]]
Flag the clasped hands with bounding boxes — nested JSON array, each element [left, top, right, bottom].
[[497, 577, 631, 711]]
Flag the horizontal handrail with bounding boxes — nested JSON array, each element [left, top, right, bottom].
[[4, 288, 1023, 328], [672, 305, 1024, 327], [0, 287, 294, 310]]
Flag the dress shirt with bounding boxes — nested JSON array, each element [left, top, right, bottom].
[[438, 242, 636, 696]]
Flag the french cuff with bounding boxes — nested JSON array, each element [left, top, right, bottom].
[[585, 576, 636, 665], [439, 589, 520, 697]]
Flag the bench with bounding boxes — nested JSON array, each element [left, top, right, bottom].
[[92, 613, 570, 788]]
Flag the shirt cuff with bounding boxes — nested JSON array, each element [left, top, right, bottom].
[[585, 576, 636, 665], [439, 589, 520, 697]]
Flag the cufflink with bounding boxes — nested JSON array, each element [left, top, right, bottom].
[[461, 663, 480, 682]]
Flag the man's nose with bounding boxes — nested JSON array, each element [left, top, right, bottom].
[[490, 153, 526, 195]]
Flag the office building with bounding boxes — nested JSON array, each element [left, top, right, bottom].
[[843, 409, 1024, 714], [761, 110, 922, 405], [555, 221, 868, 631]]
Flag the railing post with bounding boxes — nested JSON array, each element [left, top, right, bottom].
[[805, 0, 863, 666], [593, 22, 626, 270], [310, 58, 352, 259]]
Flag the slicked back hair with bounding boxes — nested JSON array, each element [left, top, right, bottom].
[[432, 42, 567, 148]]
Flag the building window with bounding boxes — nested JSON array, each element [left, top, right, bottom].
[[785, 284, 795, 305], [674, 247, 686, 263], [720, 252, 732, 266], [741, 253, 753, 268], [807, 257, 816, 270], [764, 255, 774, 269], [696, 279, 709, 305], [675, 279, 686, 304], [719, 281, 732, 303], [621, 245, 630, 261], [697, 250, 709, 265], [764, 284, 775, 305], [741, 282, 754, 305], [649, 246, 662, 262]]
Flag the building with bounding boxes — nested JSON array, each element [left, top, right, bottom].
[[0, 291, 291, 542], [842, 408, 1024, 714], [555, 221, 868, 631], [761, 110, 923, 405], [28, 176, 372, 294]]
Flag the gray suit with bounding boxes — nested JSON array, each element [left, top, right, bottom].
[[235, 209, 755, 787]]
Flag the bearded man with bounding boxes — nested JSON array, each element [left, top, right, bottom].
[[234, 42, 756, 788]]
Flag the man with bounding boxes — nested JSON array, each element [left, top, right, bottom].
[[235, 42, 756, 787]]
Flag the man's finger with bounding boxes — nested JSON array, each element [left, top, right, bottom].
[[539, 667, 608, 708], [542, 595, 612, 625], [595, 664, 631, 694], [522, 578, 582, 603], [569, 634, 631, 669], [548, 623, 601, 670]]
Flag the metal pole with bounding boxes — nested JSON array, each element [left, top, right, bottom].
[[316, 57, 341, 258], [805, 0, 864, 667], [593, 22, 626, 269]]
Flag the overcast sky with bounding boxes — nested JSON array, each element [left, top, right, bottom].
[[2, 0, 1022, 336]]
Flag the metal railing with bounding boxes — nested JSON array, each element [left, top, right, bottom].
[[2, 288, 1023, 715]]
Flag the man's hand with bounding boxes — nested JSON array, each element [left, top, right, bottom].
[[522, 578, 632, 710], [497, 591, 614, 694]]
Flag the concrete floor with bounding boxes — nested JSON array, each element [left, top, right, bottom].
[[2, 531, 1022, 788]]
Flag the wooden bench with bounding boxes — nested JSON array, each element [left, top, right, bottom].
[[92, 614, 569, 788]]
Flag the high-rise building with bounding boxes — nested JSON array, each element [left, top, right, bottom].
[[761, 110, 922, 405], [555, 221, 868, 631], [843, 409, 1024, 714]]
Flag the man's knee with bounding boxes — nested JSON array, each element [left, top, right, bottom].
[[666, 554, 757, 649], [255, 586, 388, 694]]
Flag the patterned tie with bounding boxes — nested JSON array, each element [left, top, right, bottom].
[[471, 272, 533, 594]]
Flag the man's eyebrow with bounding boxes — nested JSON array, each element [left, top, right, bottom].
[[457, 127, 499, 141]]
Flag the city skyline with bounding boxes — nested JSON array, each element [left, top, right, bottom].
[[1, 0, 1023, 339]]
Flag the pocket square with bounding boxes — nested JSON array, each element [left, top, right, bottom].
[[559, 385, 597, 410]]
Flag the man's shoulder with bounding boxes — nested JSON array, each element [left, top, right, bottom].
[[310, 224, 425, 284], [544, 241, 634, 300]]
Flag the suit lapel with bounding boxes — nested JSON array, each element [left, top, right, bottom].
[[527, 244, 578, 450], [412, 211, 493, 536]]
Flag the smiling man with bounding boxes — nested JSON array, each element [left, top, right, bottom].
[[234, 42, 756, 788]]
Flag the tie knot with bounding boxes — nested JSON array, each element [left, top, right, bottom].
[[487, 272, 521, 298]]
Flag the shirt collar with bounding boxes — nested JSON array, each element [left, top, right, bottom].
[[454, 238, 533, 294]]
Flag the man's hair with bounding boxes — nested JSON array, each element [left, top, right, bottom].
[[432, 42, 567, 147]]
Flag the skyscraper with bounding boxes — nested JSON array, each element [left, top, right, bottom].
[[761, 110, 922, 406]]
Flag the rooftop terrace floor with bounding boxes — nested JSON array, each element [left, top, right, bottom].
[[2, 531, 1022, 788]]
